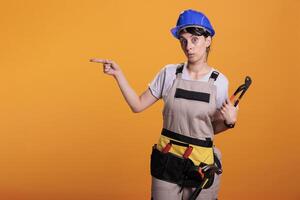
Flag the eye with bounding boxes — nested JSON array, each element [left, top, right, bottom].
[[180, 38, 187, 46], [191, 37, 199, 44]]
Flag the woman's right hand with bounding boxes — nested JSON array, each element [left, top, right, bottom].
[[89, 58, 122, 77]]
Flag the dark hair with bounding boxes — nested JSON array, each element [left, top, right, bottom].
[[179, 27, 212, 59]]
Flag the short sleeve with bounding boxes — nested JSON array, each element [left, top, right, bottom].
[[148, 67, 167, 99], [216, 75, 229, 109]]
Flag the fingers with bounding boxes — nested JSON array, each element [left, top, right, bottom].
[[219, 97, 239, 124], [222, 98, 234, 108], [226, 97, 234, 106], [222, 101, 228, 109], [90, 58, 104, 63], [103, 63, 111, 73], [220, 107, 225, 115], [225, 98, 229, 104], [89, 58, 114, 64], [222, 102, 226, 108]]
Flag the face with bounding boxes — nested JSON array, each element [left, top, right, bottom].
[[179, 32, 211, 63]]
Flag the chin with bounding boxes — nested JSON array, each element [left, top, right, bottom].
[[187, 58, 198, 63]]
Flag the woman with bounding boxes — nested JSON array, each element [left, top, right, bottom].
[[90, 9, 238, 200]]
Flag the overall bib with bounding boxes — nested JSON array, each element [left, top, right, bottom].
[[151, 64, 222, 200]]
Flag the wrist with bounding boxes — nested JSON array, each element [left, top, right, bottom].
[[113, 71, 123, 80], [224, 120, 235, 128]]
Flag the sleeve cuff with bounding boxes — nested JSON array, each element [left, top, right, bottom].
[[148, 86, 160, 99]]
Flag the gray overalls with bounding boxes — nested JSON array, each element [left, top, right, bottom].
[[151, 64, 222, 200]]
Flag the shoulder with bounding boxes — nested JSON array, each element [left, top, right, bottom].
[[149, 63, 182, 99], [161, 63, 183, 73], [212, 68, 229, 87], [150, 63, 182, 81], [159, 63, 185, 78], [153, 63, 182, 79], [212, 68, 229, 107]]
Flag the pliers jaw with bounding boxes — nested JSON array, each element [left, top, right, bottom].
[[230, 76, 252, 107]]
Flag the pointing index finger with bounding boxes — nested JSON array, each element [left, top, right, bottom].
[[89, 58, 112, 64]]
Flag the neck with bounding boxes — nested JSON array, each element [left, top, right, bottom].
[[187, 60, 209, 73]]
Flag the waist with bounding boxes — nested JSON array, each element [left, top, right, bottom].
[[157, 128, 214, 165], [161, 128, 213, 147]]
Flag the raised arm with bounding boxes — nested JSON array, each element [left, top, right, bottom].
[[90, 58, 159, 113]]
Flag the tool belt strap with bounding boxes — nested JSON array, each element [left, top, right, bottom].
[[157, 129, 214, 165], [161, 129, 213, 147]]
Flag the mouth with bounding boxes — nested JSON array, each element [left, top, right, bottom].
[[187, 53, 194, 57]]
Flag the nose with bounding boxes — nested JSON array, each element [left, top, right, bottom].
[[185, 40, 193, 52]]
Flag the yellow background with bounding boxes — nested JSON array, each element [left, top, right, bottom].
[[1, 0, 300, 199]]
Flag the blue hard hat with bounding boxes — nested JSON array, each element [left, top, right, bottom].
[[171, 9, 215, 39]]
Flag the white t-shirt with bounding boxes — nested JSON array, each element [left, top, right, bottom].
[[148, 62, 229, 109]]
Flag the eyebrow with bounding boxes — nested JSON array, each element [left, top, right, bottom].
[[179, 35, 198, 40]]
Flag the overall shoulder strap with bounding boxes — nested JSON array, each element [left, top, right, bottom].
[[175, 63, 184, 78], [208, 71, 219, 85]]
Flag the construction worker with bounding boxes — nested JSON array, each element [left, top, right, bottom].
[[90, 9, 238, 200]]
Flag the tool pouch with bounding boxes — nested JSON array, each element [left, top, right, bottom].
[[150, 146, 218, 189]]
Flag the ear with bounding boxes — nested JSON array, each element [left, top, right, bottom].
[[205, 36, 212, 48]]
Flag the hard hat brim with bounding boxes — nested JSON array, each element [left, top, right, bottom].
[[171, 24, 214, 39]]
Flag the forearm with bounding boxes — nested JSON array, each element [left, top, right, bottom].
[[114, 72, 143, 113], [212, 108, 237, 134]]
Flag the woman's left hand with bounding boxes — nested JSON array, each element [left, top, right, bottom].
[[219, 98, 239, 124]]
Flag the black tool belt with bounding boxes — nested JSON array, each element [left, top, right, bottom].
[[151, 129, 222, 192], [152, 146, 222, 188]]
